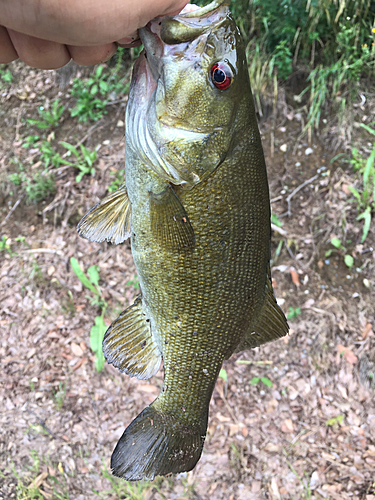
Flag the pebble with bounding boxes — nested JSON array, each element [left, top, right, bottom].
[[305, 147, 313, 155], [280, 144, 287, 152]]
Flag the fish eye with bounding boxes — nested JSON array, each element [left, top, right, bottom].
[[210, 62, 233, 90]]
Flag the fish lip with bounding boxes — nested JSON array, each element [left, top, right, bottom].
[[139, 24, 163, 83]]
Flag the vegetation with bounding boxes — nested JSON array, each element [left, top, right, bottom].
[[70, 257, 108, 372]]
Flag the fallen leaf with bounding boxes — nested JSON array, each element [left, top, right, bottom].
[[71, 342, 83, 357], [281, 418, 294, 433], [137, 384, 158, 393], [362, 323, 374, 339], [290, 268, 300, 287], [337, 344, 358, 364], [28, 472, 48, 489]]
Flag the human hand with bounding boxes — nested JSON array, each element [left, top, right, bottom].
[[0, 0, 189, 69]]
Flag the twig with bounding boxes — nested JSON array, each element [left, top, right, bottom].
[[285, 174, 319, 217], [21, 248, 64, 256], [25, 409, 62, 441], [271, 223, 288, 236], [0, 195, 24, 226]]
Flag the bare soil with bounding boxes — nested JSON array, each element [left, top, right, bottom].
[[1, 60, 375, 500]]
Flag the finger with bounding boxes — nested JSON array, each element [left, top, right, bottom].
[[7, 29, 70, 69], [0, 26, 18, 63], [67, 43, 117, 66]]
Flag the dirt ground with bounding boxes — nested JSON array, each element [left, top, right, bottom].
[[0, 59, 375, 500]]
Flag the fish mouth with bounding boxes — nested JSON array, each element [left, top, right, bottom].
[[139, 0, 230, 84]]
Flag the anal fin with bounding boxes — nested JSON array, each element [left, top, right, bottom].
[[236, 266, 289, 352], [77, 184, 131, 245], [103, 296, 161, 379], [150, 185, 195, 253]]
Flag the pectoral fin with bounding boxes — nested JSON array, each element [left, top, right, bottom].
[[103, 296, 162, 379], [149, 185, 195, 252], [77, 184, 131, 245], [235, 266, 289, 352]]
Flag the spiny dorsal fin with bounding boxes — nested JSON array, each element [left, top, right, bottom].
[[77, 184, 131, 245], [149, 184, 195, 252], [236, 266, 289, 352], [103, 296, 161, 380]]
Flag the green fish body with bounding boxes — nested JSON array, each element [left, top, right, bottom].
[[77, 0, 288, 481]]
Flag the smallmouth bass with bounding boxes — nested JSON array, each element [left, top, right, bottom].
[[77, 0, 288, 481]]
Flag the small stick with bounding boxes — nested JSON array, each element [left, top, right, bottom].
[[286, 174, 319, 217], [0, 196, 24, 226]]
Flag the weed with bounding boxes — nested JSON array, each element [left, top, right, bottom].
[[0, 235, 15, 256], [60, 142, 97, 182], [70, 63, 130, 122], [108, 168, 125, 193], [4, 450, 71, 500], [326, 238, 354, 268], [287, 306, 301, 320], [0, 65, 13, 85], [70, 257, 107, 371], [286, 459, 314, 500], [27, 100, 64, 129], [52, 381, 67, 410], [250, 376, 273, 388], [93, 461, 156, 499], [126, 275, 140, 290], [347, 133, 375, 242], [219, 368, 228, 382], [8, 160, 56, 203], [326, 414, 344, 427]]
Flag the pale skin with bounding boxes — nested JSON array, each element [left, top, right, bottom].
[[0, 0, 189, 69]]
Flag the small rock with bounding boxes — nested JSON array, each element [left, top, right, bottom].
[[310, 470, 320, 490], [305, 147, 313, 155], [280, 143, 287, 152], [117, 120, 124, 127]]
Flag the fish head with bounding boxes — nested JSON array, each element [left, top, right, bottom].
[[127, 0, 251, 188]]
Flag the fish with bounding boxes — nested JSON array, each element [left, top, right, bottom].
[[77, 0, 289, 481]]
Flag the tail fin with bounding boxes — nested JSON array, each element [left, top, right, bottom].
[[111, 403, 207, 481]]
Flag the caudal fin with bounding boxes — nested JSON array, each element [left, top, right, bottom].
[[111, 403, 207, 481]]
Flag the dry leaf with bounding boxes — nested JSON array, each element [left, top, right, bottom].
[[362, 323, 374, 339], [71, 342, 83, 357], [281, 418, 294, 433], [28, 472, 48, 489], [137, 384, 158, 393], [290, 268, 300, 287], [337, 344, 358, 364]]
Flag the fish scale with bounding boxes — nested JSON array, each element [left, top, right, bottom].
[[77, 0, 288, 481]]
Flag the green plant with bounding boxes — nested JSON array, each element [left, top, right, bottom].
[[348, 131, 375, 242], [60, 142, 97, 182], [219, 368, 228, 382], [273, 40, 293, 79], [126, 275, 140, 290], [70, 257, 107, 371], [108, 168, 125, 193], [70, 63, 130, 122], [287, 306, 302, 320], [0, 65, 13, 85], [326, 414, 344, 427], [326, 238, 354, 268], [93, 463, 154, 499], [0, 235, 15, 256], [250, 376, 273, 387], [52, 381, 67, 410], [27, 100, 64, 129], [285, 460, 314, 500]]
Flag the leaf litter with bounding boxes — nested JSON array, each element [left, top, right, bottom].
[[0, 60, 375, 500]]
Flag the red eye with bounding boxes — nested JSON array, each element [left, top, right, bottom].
[[210, 62, 233, 90]]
